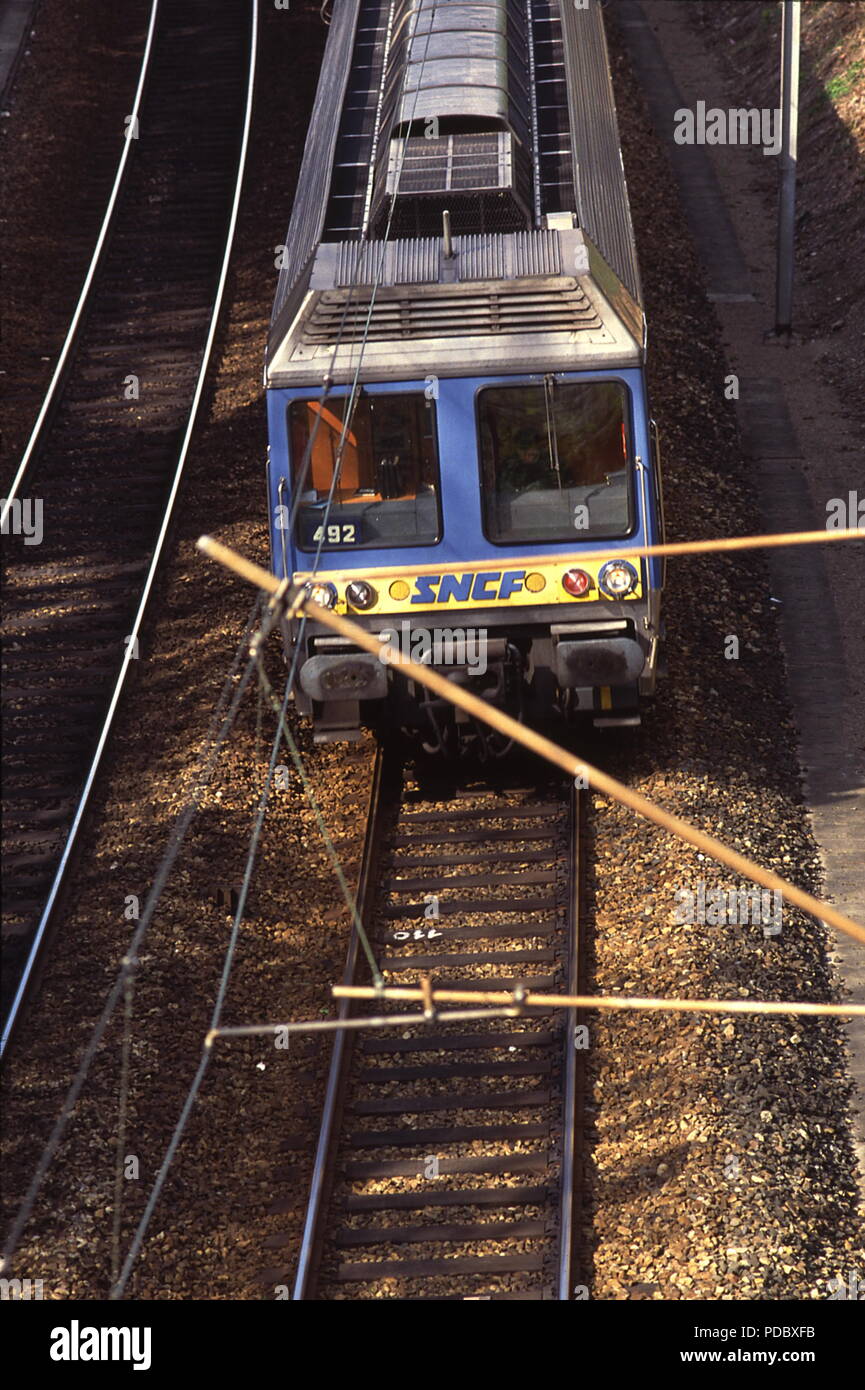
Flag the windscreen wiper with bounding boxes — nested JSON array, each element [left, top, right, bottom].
[[543, 374, 563, 491]]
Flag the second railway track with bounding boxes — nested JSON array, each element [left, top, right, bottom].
[[291, 750, 587, 1301], [1, 0, 255, 1041]]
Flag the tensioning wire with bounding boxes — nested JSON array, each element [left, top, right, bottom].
[[110, 661, 298, 1298], [1, 596, 263, 1275], [253, 649, 383, 987]]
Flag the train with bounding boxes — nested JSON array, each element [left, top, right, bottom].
[[265, 0, 664, 752]]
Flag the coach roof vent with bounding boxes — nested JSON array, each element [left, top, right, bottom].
[[370, 0, 534, 238]]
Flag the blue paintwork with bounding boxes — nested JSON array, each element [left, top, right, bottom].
[[266, 369, 663, 592]]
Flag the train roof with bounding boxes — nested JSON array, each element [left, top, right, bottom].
[[266, 0, 643, 389]]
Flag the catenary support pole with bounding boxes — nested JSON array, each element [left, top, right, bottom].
[[775, 0, 801, 335]]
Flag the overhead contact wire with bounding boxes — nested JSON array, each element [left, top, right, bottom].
[[253, 653, 383, 985], [110, 660, 297, 1299], [1, 600, 262, 1276], [1, 0, 260, 1058]]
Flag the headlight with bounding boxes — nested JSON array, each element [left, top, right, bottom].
[[346, 579, 377, 610], [598, 559, 638, 598], [562, 568, 592, 598], [304, 581, 337, 609]]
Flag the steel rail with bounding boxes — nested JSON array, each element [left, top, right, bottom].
[[0, 0, 260, 1058], [293, 763, 583, 1302], [292, 744, 393, 1300], [1, 0, 160, 529]]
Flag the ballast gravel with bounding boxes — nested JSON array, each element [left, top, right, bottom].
[[1, 0, 862, 1301]]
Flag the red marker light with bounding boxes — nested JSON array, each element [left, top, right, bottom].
[[562, 568, 592, 598]]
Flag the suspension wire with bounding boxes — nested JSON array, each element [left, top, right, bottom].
[[107, 596, 263, 1284], [110, 965, 136, 1287], [253, 648, 383, 986], [110, 662, 297, 1299], [198, 534, 865, 949], [208, 1008, 525, 1043], [4, 0, 397, 1282], [205, 985, 865, 1040], [0, 603, 263, 1277], [107, 554, 329, 1297], [8, 0, 449, 1287], [332, 983, 865, 1022]]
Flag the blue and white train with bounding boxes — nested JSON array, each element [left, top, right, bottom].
[[265, 0, 664, 749]]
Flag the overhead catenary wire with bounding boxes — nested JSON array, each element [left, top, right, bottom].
[[331, 983, 865, 1021], [205, 986, 865, 1038], [109, 593, 392, 1297], [0, 0, 261, 1060], [109, 662, 297, 1300], [1, 0, 161, 531], [3, 0, 417, 1284], [254, 656, 383, 987], [197, 533, 865, 950], [0, 598, 263, 1277]]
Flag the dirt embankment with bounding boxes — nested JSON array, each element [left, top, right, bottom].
[[689, 0, 865, 428]]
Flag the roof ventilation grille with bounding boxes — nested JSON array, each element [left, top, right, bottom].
[[372, 0, 534, 238]]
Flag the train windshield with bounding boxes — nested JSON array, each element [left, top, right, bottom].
[[288, 392, 441, 550], [478, 380, 633, 544]]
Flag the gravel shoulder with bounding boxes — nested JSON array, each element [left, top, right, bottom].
[[582, 3, 864, 1300]]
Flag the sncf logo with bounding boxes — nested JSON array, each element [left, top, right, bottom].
[[411, 571, 526, 604]]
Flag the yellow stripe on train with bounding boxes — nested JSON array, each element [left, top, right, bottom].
[[294, 558, 642, 616]]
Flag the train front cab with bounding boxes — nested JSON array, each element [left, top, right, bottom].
[[266, 369, 664, 743]]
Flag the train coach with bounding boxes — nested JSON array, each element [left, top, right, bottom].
[[265, 0, 665, 750]]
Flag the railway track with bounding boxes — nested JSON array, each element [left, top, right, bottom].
[[1, 0, 257, 1048], [291, 750, 587, 1301]]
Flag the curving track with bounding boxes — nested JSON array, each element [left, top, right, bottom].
[[1, 0, 257, 1049], [291, 751, 587, 1301]]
